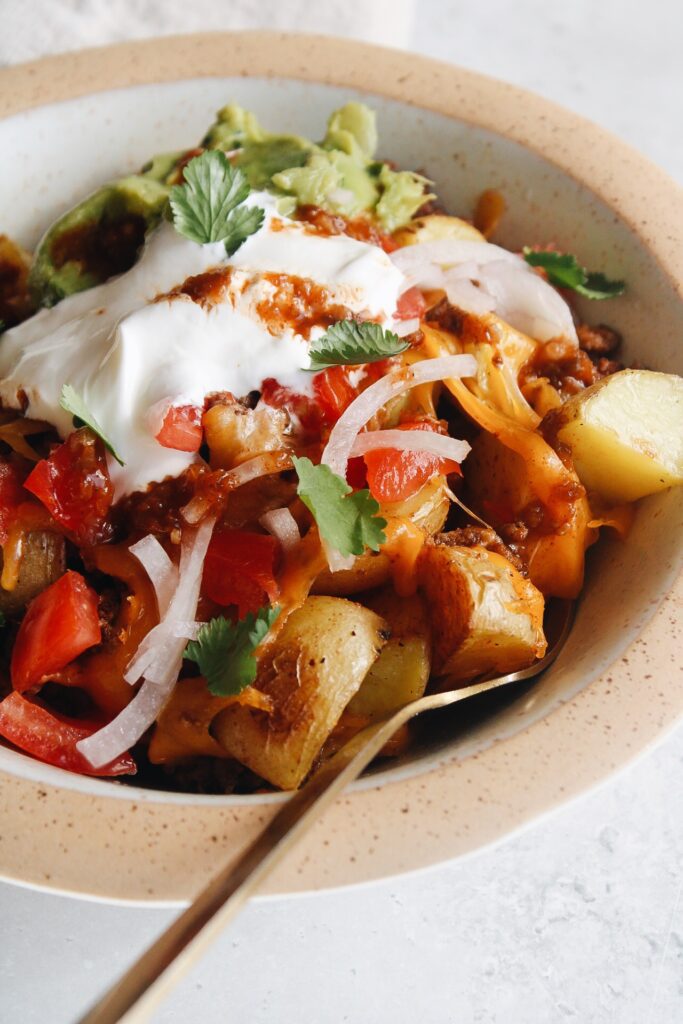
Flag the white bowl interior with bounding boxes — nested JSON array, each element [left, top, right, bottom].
[[1, 77, 681, 800]]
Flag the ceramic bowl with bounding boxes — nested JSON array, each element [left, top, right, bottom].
[[0, 32, 680, 904]]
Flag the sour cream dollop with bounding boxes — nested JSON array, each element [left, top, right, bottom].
[[0, 193, 405, 497]]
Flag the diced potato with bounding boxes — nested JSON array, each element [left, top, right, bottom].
[[465, 430, 596, 599], [348, 591, 431, 718], [394, 213, 485, 247], [555, 370, 683, 503], [203, 399, 288, 469], [148, 678, 272, 764], [417, 539, 546, 681], [0, 531, 65, 615], [312, 475, 450, 596], [212, 596, 388, 789]]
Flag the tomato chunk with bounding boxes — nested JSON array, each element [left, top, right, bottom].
[[0, 459, 26, 544], [395, 286, 426, 321], [260, 378, 323, 436], [24, 428, 113, 543], [202, 530, 279, 617], [11, 570, 102, 693], [363, 420, 461, 503], [155, 404, 203, 452], [0, 692, 135, 777], [313, 366, 359, 425]]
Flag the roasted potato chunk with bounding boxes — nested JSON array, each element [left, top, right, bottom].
[[212, 596, 388, 789], [394, 213, 485, 247], [417, 539, 546, 681], [554, 370, 683, 503], [312, 476, 450, 596], [348, 591, 430, 719], [465, 430, 596, 599], [0, 531, 66, 616]]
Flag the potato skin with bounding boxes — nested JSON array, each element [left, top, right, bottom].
[[417, 539, 546, 682], [465, 430, 595, 599], [394, 213, 485, 247], [212, 596, 388, 790], [348, 590, 431, 718]]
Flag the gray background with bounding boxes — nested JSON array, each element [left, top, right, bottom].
[[0, 2, 681, 1022]]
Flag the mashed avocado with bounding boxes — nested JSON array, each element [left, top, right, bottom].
[[28, 102, 432, 307]]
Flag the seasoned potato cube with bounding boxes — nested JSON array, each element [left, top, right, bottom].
[[0, 531, 66, 615], [418, 539, 546, 681], [212, 596, 388, 789], [203, 399, 288, 469], [348, 591, 431, 718], [555, 370, 683, 503], [312, 475, 450, 596], [394, 213, 485, 247]]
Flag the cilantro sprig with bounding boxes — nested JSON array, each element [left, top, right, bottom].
[[185, 606, 280, 697], [169, 150, 265, 254], [523, 248, 625, 300], [59, 384, 125, 465], [307, 320, 410, 372], [293, 455, 387, 556]]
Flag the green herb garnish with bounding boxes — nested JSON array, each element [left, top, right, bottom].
[[59, 384, 125, 465], [523, 248, 625, 299], [292, 455, 387, 556], [307, 320, 410, 372], [169, 150, 265, 254], [185, 606, 280, 697]]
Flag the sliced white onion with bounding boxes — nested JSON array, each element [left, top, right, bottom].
[[391, 239, 577, 343], [128, 535, 178, 616], [393, 317, 420, 337], [443, 276, 497, 316], [259, 507, 301, 551], [322, 355, 476, 480], [351, 429, 471, 464], [320, 354, 475, 573], [77, 517, 215, 770]]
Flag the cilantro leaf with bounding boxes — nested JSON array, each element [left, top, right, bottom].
[[185, 606, 280, 697], [59, 384, 125, 465], [523, 247, 625, 300], [292, 455, 387, 556], [223, 204, 266, 256], [169, 150, 264, 254], [307, 320, 410, 372], [577, 271, 626, 300]]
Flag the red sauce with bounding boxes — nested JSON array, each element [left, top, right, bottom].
[[158, 267, 235, 309], [295, 205, 398, 252], [256, 273, 352, 339]]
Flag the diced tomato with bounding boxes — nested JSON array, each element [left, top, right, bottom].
[[363, 420, 461, 504], [202, 530, 280, 617], [23, 428, 113, 543], [312, 366, 359, 425], [395, 286, 427, 321], [0, 692, 135, 777], [259, 378, 323, 436], [155, 404, 203, 452], [346, 456, 367, 489], [0, 459, 26, 544], [11, 571, 102, 693]]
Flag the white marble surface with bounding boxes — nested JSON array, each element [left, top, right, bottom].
[[0, 3, 682, 1022]]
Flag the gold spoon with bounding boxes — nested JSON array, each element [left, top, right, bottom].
[[77, 600, 574, 1024]]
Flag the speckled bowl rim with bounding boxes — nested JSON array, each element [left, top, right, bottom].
[[0, 31, 681, 903]]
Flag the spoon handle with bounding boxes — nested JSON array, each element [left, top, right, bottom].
[[77, 673, 515, 1024]]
